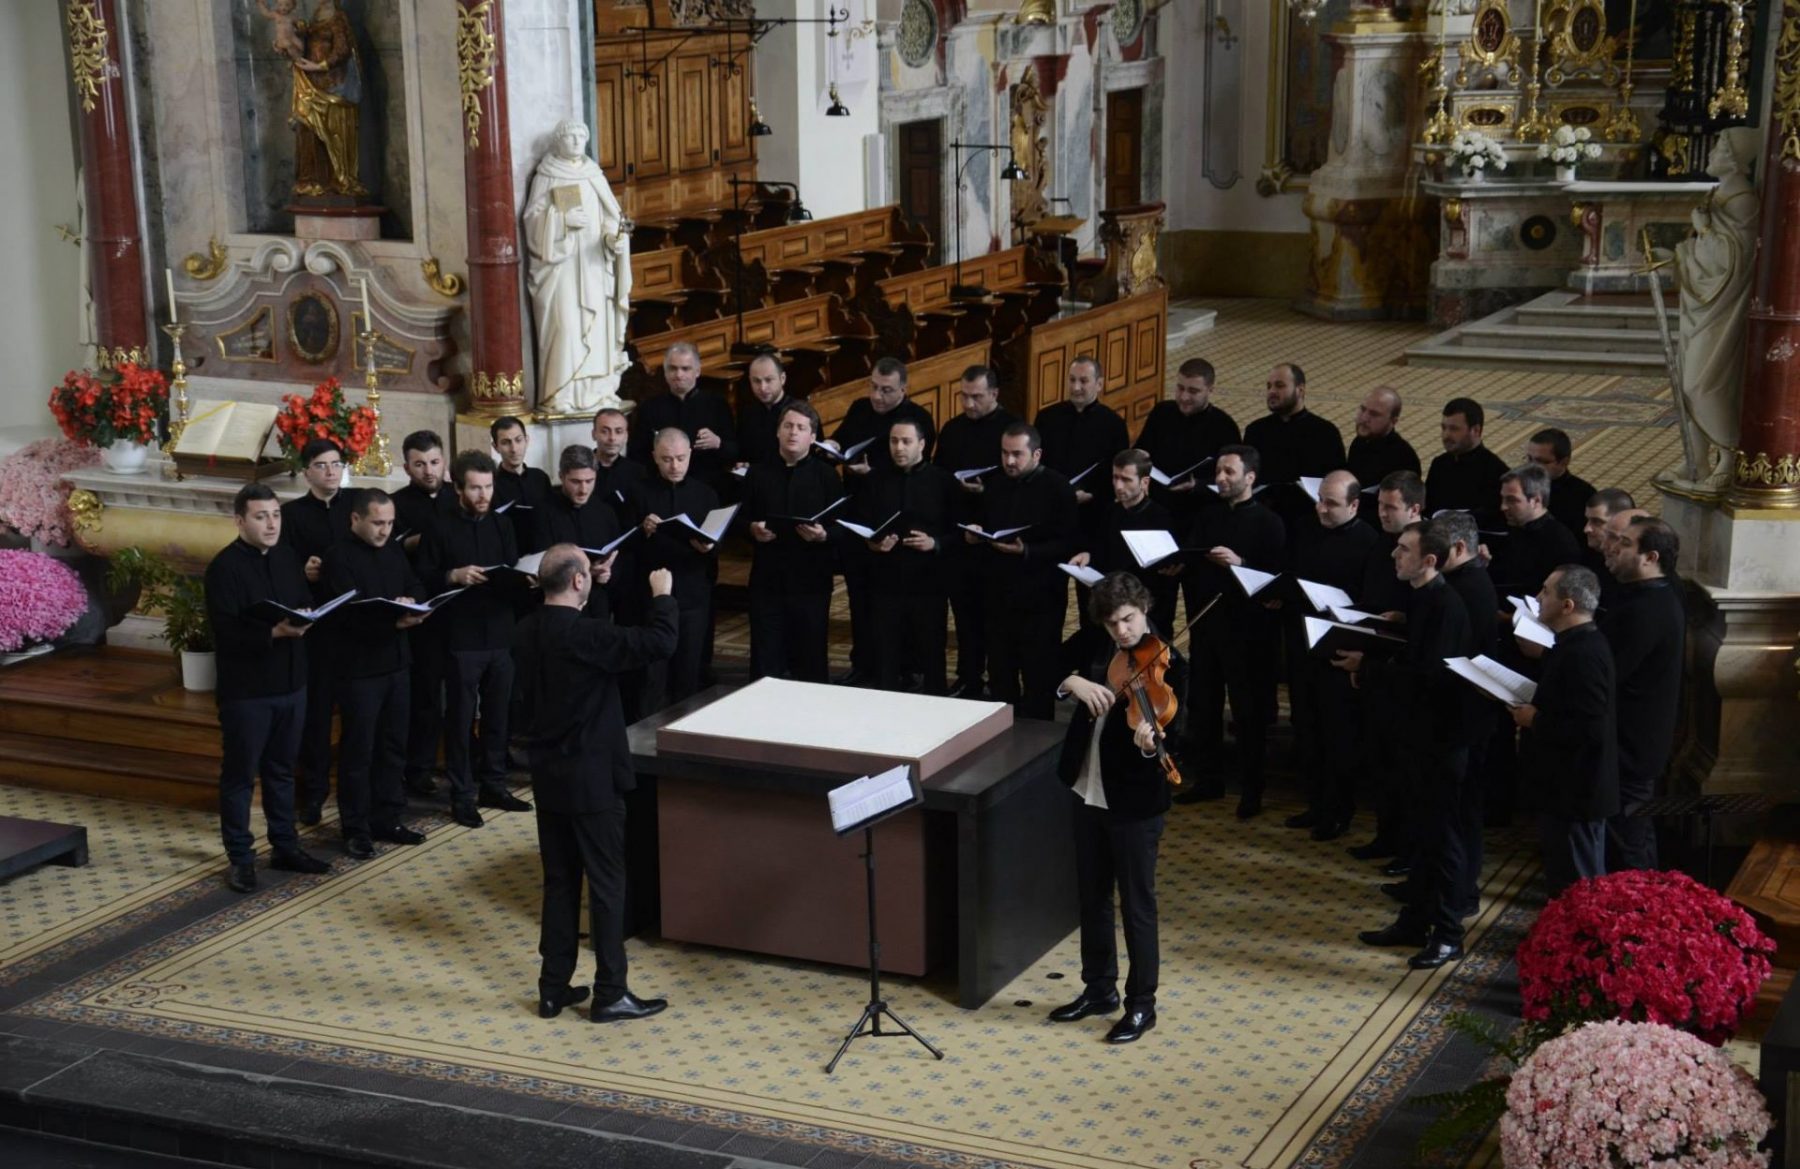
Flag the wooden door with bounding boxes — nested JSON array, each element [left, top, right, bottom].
[[897, 119, 943, 264], [1105, 89, 1143, 210], [672, 50, 715, 173], [717, 60, 754, 165], [593, 58, 632, 182], [631, 58, 671, 180]]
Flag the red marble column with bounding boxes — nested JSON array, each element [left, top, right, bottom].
[[1736, 11, 1800, 509], [66, 0, 149, 365], [458, 0, 527, 416]]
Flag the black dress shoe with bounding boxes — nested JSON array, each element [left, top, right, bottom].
[[372, 825, 426, 845], [451, 806, 484, 828], [1380, 858, 1412, 878], [1047, 991, 1119, 1022], [1104, 1009, 1156, 1044], [591, 991, 668, 1023], [226, 863, 257, 893], [1408, 939, 1465, 969], [1284, 810, 1321, 829], [403, 774, 438, 797], [537, 985, 592, 1019], [1347, 839, 1397, 861], [344, 835, 374, 860], [269, 848, 331, 874], [1311, 818, 1352, 843], [1380, 881, 1410, 903], [1359, 920, 1428, 948], [1172, 784, 1224, 805], [950, 679, 987, 700], [478, 789, 532, 812], [296, 802, 324, 828], [1235, 794, 1264, 820]]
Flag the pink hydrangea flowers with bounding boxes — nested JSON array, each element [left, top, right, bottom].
[[1501, 1021, 1769, 1168], [0, 549, 88, 653], [1517, 869, 1775, 1045], [0, 438, 101, 548]]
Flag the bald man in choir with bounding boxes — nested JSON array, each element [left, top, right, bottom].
[[856, 415, 957, 694], [745, 401, 844, 684], [628, 428, 720, 710], [517, 547, 679, 1025], [1065, 450, 1180, 636], [1510, 566, 1618, 895], [629, 342, 739, 494], [1346, 387, 1420, 497], [828, 357, 937, 686], [1035, 357, 1130, 543], [736, 352, 795, 470], [971, 422, 1079, 720], [1599, 516, 1685, 872], [322, 489, 430, 859]]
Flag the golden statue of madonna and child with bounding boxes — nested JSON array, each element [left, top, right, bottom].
[[259, 0, 369, 199]]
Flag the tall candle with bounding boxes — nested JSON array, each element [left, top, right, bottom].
[[165, 268, 177, 325], [360, 278, 371, 328]]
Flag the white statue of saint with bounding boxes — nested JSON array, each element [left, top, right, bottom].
[[1663, 127, 1760, 495], [523, 119, 633, 415]]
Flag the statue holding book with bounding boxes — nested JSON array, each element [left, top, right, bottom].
[[523, 120, 634, 415]]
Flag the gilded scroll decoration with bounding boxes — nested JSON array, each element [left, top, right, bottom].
[[1009, 68, 1049, 242], [421, 258, 466, 298], [1456, 0, 1520, 87], [66, 489, 103, 536], [66, 1, 110, 115], [183, 238, 228, 281], [457, 1, 498, 151], [1710, 1, 1751, 120], [1778, 0, 1800, 163], [1545, 0, 1618, 87]]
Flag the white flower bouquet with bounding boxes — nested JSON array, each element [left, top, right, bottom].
[[1537, 123, 1602, 165], [1448, 130, 1507, 179]]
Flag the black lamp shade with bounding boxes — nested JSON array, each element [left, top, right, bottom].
[[1001, 159, 1028, 180], [789, 202, 814, 222], [826, 83, 850, 117], [750, 118, 773, 137]]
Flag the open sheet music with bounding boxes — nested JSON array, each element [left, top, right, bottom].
[[246, 589, 357, 626], [828, 764, 923, 835], [1302, 615, 1406, 660], [1059, 562, 1105, 587], [1445, 655, 1538, 705], [1149, 457, 1213, 487], [672, 504, 740, 545], [1122, 529, 1181, 568]]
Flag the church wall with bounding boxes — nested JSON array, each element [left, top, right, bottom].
[[0, 2, 85, 442], [754, 0, 881, 222]]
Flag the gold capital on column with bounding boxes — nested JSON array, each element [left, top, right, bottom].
[[1777, 0, 1800, 163], [457, 1, 499, 151], [65, 1, 110, 115]]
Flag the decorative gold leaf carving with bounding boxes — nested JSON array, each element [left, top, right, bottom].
[[457, 1, 498, 151], [65, 1, 109, 115], [421, 258, 466, 298], [182, 238, 228, 281]]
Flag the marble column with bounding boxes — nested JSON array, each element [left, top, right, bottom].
[[65, 0, 148, 364], [1734, 17, 1800, 509], [458, 0, 527, 417]]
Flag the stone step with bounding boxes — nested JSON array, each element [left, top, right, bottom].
[[1405, 342, 1664, 373], [1453, 322, 1666, 354], [1514, 304, 1670, 332]]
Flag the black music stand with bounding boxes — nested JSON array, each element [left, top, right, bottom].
[[1632, 792, 1775, 887], [824, 766, 944, 1074]]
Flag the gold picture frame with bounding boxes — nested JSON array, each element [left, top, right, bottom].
[[1546, 0, 1619, 86], [287, 291, 341, 365], [1457, 0, 1521, 87], [213, 305, 277, 364]]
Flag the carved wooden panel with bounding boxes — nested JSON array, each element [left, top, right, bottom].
[[594, 61, 631, 181], [1015, 287, 1166, 426], [738, 206, 915, 271], [673, 51, 715, 172], [631, 292, 840, 379], [878, 246, 1032, 312], [632, 59, 671, 179], [718, 63, 752, 165]]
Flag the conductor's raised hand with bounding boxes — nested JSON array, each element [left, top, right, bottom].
[[1064, 675, 1115, 720], [647, 567, 674, 598]]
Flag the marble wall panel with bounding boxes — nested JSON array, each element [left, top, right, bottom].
[[1057, 41, 1095, 254], [947, 25, 998, 262]]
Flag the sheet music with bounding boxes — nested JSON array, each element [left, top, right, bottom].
[[1059, 563, 1105, 587], [1513, 609, 1556, 648], [828, 764, 918, 834], [953, 466, 997, 482], [1229, 564, 1277, 596], [1122, 529, 1181, 568], [1445, 655, 1537, 705], [673, 504, 740, 544], [1297, 578, 1354, 611], [168, 399, 279, 461], [1298, 476, 1323, 503]]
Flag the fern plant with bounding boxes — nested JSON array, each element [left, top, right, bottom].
[[107, 546, 214, 654]]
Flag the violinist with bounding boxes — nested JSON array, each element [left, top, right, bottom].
[[1049, 572, 1188, 1045]]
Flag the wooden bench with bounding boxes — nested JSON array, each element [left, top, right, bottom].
[[737, 204, 931, 275], [629, 291, 850, 379], [808, 338, 995, 438], [1005, 286, 1168, 428]]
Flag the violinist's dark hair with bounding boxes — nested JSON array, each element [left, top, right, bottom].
[[1089, 571, 1154, 626]]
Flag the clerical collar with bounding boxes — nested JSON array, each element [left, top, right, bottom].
[[1225, 493, 1256, 509], [235, 538, 273, 557], [1122, 495, 1152, 514]]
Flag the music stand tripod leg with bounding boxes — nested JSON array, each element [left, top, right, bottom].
[[825, 825, 944, 1073]]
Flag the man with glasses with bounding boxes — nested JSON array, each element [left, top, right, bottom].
[[282, 438, 356, 826]]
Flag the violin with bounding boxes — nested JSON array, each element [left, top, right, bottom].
[[1105, 633, 1183, 788]]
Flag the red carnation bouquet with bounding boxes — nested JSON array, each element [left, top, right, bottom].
[[274, 377, 377, 471], [48, 363, 169, 449], [1517, 869, 1775, 1045]]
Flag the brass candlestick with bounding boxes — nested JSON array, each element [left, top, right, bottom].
[[1606, 0, 1641, 142], [1709, 0, 1749, 119], [161, 320, 190, 450], [357, 328, 393, 478], [1516, 0, 1551, 142]]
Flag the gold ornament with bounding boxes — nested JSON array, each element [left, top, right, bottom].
[[1710, 1, 1751, 120], [1778, 0, 1800, 163], [457, 1, 499, 151], [67, 489, 103, 536], [65, 1, 109, 115], [421, 258, 466, 298], [182, 238, 229, 281]]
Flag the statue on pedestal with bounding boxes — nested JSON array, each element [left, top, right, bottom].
[[1661, 128, 1760, 496], [286, 0, 368, 199], [522, 120, 634, 416]]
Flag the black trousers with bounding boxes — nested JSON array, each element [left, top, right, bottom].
[[335, 669, 410, 839], [218, 688, 306, 866], [872, 587, 948, 693], [1605, 769, 1659, 872], [986, 592, 1065, 720], [1187, 620, 1272, 797], [1400, 745, 1475, 942], [295, 643, 336, 812], [443, 647, 514, 808], [842, 542, 875, 674], [641, 604, 711, 713], [1540, 815, 1607, 897], [1073, 803, 1163, 1011], [535, 804, 630, 1003], [947, 553, 987, 687], [1292, 657, 1361, 823], [749, 585, 831, 683], [1361, 703, 1411, 852], [404, 634, 445, 785]]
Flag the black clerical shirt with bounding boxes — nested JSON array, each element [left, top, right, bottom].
[[204, 539, 312, 702], [935, 408, 1018, 474], [1599, 577, 1685, 788], [1547, 470, 1597, 541], [1295, 515, 1378, 596], [415, 507, 520, 652], [858, 461, 957, 594], [1442, 557, 1501, 742], [1426, 445, 1509, 519], [391, 483, 456, 555], [1489, 512, 1582, 597], [974, 465, 1079, 607], [323, 535, 423, 678], [1093, 494, 1181, 610], [1347, 430, 1421, 490], [629, 388, 739, 489], [832, 397, 936, 474], [1358, 530, 1410, 615], [533, 489, 625, 618], [1243, 409, 1347, 488], [494, 464, 553, 512], [1366, 575, 1473, 750], [1528, 622, 1619, 821], [628, 475, 720, 607], [1187, 496, 1287, 622], [593, 455, 649, 515], [1134, 400, 1241, 481], [737, 396, 792, 468], [280, 490, 355, 601], [744, 455, 844, 592], [1035, 400, 1130, 492]]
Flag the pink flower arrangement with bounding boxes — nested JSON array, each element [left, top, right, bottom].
[[0, 549, 89, 653], [1517, 870, 1775, 1044], [1500, 1021, 1769, 1168], [0, 438, 102, 548]]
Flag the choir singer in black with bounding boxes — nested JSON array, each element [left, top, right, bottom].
[[1049, 572, 1186, 1045], [517, 548, 679, 1024], [857, 417, 956, 694]]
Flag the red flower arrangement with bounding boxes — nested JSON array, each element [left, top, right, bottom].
[[48, 363, 169, 449], [274, 378, 377, 471], [1517, 869, 1776, 1045]]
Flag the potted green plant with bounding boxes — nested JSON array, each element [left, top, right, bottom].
[[108, 547, 216, 691]]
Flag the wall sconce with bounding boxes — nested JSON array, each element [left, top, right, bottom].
[[826, 83, 850, 117]]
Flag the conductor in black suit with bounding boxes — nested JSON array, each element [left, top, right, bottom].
[[1511, 565, 1618, 895], [516, 547, 679, 1024], [1048, 572, 1186, 1045]]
